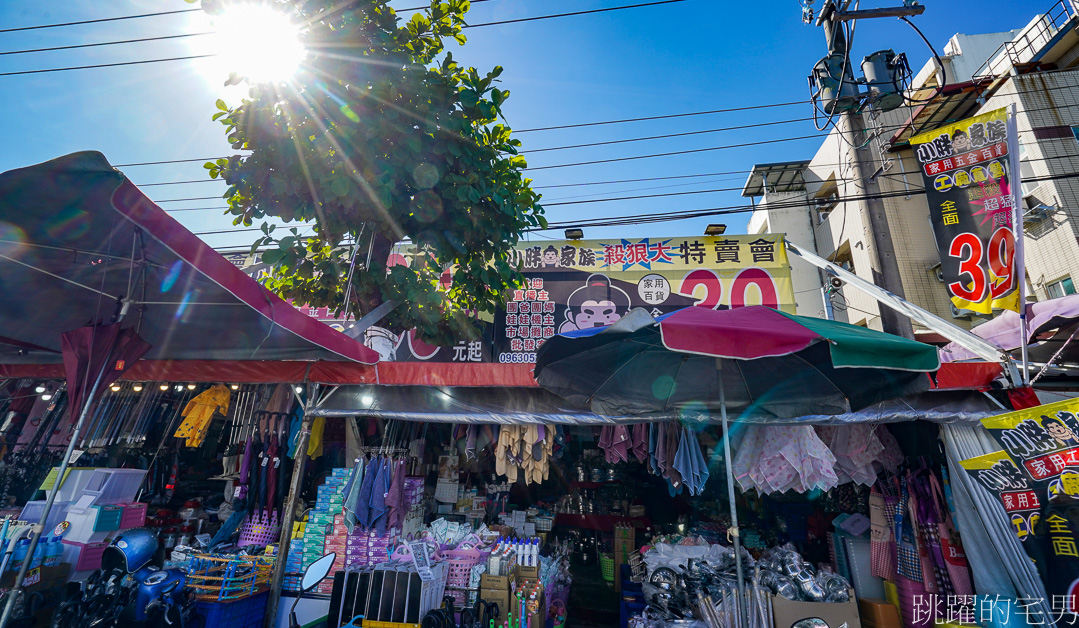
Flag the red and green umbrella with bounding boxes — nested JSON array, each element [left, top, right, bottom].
[[535, 305, 940, 421]]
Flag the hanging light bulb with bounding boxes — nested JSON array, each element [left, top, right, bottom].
[[110, 384, 122, 392], [187, 384, 196, 390], [34, 383, 46, 394], [160, 384, 170, 391], [231, 384, 240, 390], [175, 385, 184, 392], [294, 386, 303, 394], [41, 393, 53, 401], [133, 384, 144, 392]]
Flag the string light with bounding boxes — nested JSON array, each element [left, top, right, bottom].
[[160, 383, 169, 391], [133, 384, 143, 392], [34, 383, 46, 393], [110, 384, 122, 392], [187, 383, 196, 390], [230, 384, 240, 390]]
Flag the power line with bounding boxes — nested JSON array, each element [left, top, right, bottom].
[[516, 102, 807, 133], [0, 32, 214, 57], [526, 134, 828, 170], [523, 117, 815, 153], [138, 179, 222, 187], [0, 8, 200, 34], [0, 1, 684, 76], [153, 196, 224, 203]]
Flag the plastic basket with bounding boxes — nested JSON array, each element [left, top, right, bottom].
[[534, 516, 554, 532], [185, 553, 275, 600], [238, 512, 280, 548], [437, 547, 487, 607], [194, 590, 269, 628], [600, 553, 615, 582]]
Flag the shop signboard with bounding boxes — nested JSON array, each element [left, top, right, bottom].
[[909, 107, 1021, 315], [236, 234, 796, 362], [979, 397, 1079, 502], [958, 450, 1043, 541]]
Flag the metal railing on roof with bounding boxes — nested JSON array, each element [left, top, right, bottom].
[[973, 1, 1076, 81]]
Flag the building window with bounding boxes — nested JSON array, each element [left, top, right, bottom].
[[1047, 277, 1076, 299]]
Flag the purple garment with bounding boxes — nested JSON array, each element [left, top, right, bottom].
[[369, 458, 392, 535], [355, 456, 378, 528], [239, 438, 253, 484], [631, 424, 649, 463], [385, 460, 407, 529]]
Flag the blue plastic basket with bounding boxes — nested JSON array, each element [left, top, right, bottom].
[[194, 590, 269, 628]]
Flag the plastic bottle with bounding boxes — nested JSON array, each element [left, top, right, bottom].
[[29, 539, 45, 569], [45, 536, 62, 567], [10, 539, 29, 573]]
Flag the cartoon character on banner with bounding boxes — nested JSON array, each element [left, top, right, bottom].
[[1044, 414, 1079, 448], [559, 273, 631, 333], [541, 246, 560, 268]]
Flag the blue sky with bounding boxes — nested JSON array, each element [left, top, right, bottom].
[[0, 0, 1041, 250]]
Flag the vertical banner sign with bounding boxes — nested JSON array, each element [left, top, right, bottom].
[[910, 108, 1020, 314], [959, 450, 1043, 541], [979, 397, 1079, 502]]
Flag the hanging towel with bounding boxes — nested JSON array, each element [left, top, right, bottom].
[[386, 460, 407, 529], [342, 457, 366, 533], [355, 456, 378, 529], [631, 423, 649, 463], [369, 457, 392, 535]]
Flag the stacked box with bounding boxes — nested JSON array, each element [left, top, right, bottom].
[[283, 539, 304, 591]]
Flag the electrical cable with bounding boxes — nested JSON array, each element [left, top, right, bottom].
[[514, 101, 808, 133], [0, 8, 200, 34], [898, 16, 948, 106], [0, 1, 684, 76], [523, 117, 816, 153], [0, 33, 213, 57]]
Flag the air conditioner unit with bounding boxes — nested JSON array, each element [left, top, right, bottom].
[[818, 210, 832, 225]]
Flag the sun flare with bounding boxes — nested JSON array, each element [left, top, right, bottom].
[[211, 4, 306, 84]]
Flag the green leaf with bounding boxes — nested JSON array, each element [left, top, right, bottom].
[[331, 177, 349, 198], [216, 99, 228, 111]]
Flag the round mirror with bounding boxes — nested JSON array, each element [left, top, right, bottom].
[[792, 618, 830, 628], [302, 552, 337, 591]]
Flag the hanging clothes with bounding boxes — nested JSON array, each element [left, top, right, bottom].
[[631, 423, 648, 463], [598, 425, 630, 463], [306, 416, 326, 459], [815, 424, 903, 486], [173, 384, 231, 447], [732, 425, 838, 494], [355, 456, 378, 529]]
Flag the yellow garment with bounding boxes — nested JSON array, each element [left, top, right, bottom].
[[306, 416, 326, 459], [173, 384, 231, 447]]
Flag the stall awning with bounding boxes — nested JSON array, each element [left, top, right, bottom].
[[306, 385, 1002, 425], [0, 152, 378, 365]]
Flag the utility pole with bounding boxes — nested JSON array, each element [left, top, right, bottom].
[[807, 0, 922, 339]]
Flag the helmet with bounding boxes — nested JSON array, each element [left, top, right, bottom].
[[102, 529, 158, 573]]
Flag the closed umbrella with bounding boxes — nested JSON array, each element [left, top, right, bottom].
[[535, 305, 940, 624]]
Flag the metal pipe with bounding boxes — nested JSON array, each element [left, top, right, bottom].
[[717, 359, 748, 628], [0, 357, 110, 627], [264, 383, 317, 628]]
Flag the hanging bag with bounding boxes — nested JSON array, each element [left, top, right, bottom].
[[870, 482, 896, 579], [894, 475, 923, 583], [930, 472, 974, 595]]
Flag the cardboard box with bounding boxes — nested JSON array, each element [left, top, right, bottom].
[[771, 590, 861, 628], [858, 598, 901, 628], [613, 537, 636, 593], [514, 578, 546, 628], [480, 565, 518, 591], [614, 525, 636, 542], [480, 587, 512, 619], [517, 565, 540, 580]]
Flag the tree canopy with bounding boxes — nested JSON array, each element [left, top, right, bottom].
[[204, 0, 546, 344]]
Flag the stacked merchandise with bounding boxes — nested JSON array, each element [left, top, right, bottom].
[[302, 467, 348, 594], [282, 538, 303, 592]]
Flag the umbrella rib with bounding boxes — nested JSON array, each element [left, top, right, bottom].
[[0, 251, 120, 301], [587, 351, 648, 406], [788, 351, 847, 402], [664, 355, 686, 412]]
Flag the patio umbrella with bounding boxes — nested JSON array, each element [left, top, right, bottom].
[[534, 305, 940, 623]]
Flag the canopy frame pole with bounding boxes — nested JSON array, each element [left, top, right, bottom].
[[784, 239, 1022, 384], [0, 351, 112, 627], [717, 359, 748, 628], [265, 383, 319, 628]]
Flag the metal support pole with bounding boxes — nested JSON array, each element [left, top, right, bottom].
[[821, 285, 836, 320], [0, 362, 110, 627], [717, 360, 747, 628], [265, 383, 318, 628], [839, 109, 914, 339], [1007, 103, 1030, 385]]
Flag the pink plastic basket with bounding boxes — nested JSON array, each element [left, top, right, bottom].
[[238, 512, 280, 547], [437, 548, 488, 607]]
